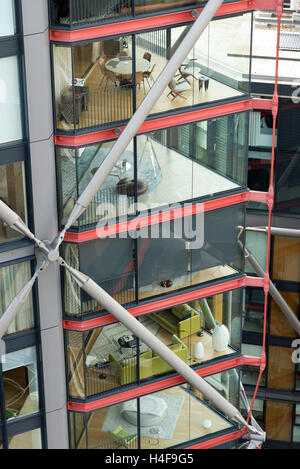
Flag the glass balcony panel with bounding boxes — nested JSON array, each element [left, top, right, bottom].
[[8, 429, 42, 449], [50, 0, 132, 28], [53, 14, 251, 133], [63, 238, 135, 318], [56, 140, 135, 228], [137, 206, 244, 301], [141, 14, 251, 117], [57, 113, 248, 229], [69, 371, 238, 449], [136, 114, 247, 212], [55, 38, 133, 132]]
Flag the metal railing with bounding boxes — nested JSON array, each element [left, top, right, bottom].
[[91, 434, 138, 450], [75, 85, 133, 131], [80, 271, 136, 317], [86, 354, 138, 397], [51, 0, 132, 27]]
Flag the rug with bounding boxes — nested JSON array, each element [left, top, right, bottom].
[[102, 393, 185, 440], [87, 315, 160, 363]]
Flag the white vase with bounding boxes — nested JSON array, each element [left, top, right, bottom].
[[212, 325, 230, 352], [194, 341, 204, 359]]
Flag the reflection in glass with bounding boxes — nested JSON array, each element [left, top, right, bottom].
[[53, 15, 251, 133], [57, 114, 248, 230], [0, 261, 34, 335], [65, 289, 241, 400], [0, 56, 23, 145], [69, 370, 238, 449], [0, 162, 27, 244], [1, 347, 39, 421], [0, 0, 16, 37], [8, 429, 42, 449]]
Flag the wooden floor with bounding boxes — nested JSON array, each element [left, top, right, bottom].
[[56, 46, 242, 131], [78, 385, 232, 449]]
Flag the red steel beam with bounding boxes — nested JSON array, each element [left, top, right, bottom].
[[185, 426, 248, 449], [63, 276, 263, 331], [67, 354, 262, 412], [55, 98, 273, 148]]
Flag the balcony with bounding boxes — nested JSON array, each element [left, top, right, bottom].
[[69, 371, 239, 449], [62, 204, 245, 319], [56, 114, 248, 230], [66, 288, 242, 400], [52, 14, 251, 133], [50, 1, 210, 29]]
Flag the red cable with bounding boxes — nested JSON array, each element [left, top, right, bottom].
[[245, 0, 283, 429]]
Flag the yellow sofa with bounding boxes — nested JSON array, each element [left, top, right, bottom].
[[149, 303, 203, 339], [109, 335, 188, 385]]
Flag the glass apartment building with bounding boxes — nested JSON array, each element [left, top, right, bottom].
[[0, 0, 299, 450]]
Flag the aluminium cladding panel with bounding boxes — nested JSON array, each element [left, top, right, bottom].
[[21, 0, 49, 36], [23, 29, 53, 143]]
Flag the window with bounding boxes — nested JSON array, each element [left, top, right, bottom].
[[0, 161, 28, 245], [65, 290, 242, 399], [56, 114, 248, 229], [69, 370, 239, 449], [1, 347, 40, 422], [52, 14, 251, 133], [0, 0, 16, 38], [0, 260, 34, 335], [8, 428, 42, 449], [62, 204, 245, 317], [0, 56, 23, 145]]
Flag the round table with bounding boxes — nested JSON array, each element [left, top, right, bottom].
[[105, 56, 150, 76]]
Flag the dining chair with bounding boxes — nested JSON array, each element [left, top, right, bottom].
[[130, 72, 146, 94], [167, 78, 191, 101], [143, 64, 156, 88], [143, 51, 152, 62]]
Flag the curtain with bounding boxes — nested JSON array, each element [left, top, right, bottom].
[[0, 261, 34, 335]]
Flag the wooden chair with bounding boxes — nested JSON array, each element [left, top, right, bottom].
[[130, 72, 146, 94], [176, 60, 201, 84], [143, 51, 152, 62], [143, 64, 156, 88], [167, 78, 191, 101]]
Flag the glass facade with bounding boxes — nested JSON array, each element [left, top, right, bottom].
[[0, 260, 34, 335], [62, 204, 245, 318], [0, 0, 16, 38], [57, 113, 248, 229], [0, 161, 28, 245], [52, 14, 251, 133], [50, 0, 242, 28], [0, 56, 23, 145], [65, 289, 242, 399], [69, 369, 239, 449], [1, 347, 40, 421]]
